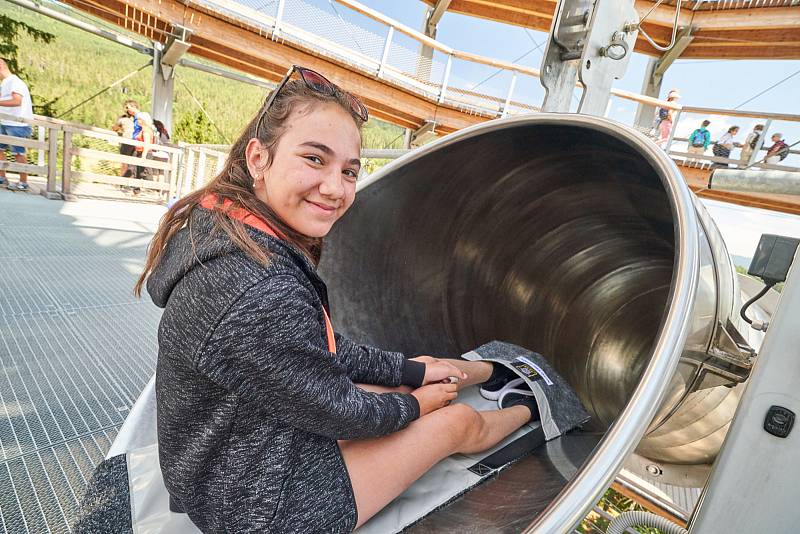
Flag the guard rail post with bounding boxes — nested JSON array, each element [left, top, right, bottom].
[[61, 130, 74, 200], [378, 26, 394, 78], [502, 71, 518, 118], [438, 53, 453, 104], [45, 125, 59, 199]]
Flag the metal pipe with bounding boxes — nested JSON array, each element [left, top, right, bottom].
[[711, 169, 800, 195], [5, 0, 153, 55]]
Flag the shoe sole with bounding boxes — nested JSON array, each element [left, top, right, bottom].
[[498, 387, 536, 409], [479, 377, 525, 401]]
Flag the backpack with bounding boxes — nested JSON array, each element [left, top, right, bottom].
[[690, 129, 706, 147], [777, 142, 790, 161], [749, 132, 760, 150], [658, 107, 669, 121]]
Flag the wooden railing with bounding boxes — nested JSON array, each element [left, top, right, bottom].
[[661, 106, 800, 172], [1, 111, 183, 200]]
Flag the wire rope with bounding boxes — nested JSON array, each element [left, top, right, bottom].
[[175, 73, 232, 143], [733, 67, 800, 109], [57, 62, 153, 119]]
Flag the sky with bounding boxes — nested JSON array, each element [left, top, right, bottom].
[[298, 0, 799, 156], [296, 0, 800, 261]]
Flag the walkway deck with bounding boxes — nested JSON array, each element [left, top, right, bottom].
[[0, 190, 164, 533]]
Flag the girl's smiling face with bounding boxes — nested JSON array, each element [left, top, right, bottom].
[[247, 102, 362, 238]]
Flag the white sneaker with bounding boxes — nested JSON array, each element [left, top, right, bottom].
[[480, 377, 525, 401], [497, 386, 535, 410]]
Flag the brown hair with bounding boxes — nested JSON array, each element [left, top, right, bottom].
[[133, 79, 365, 297]]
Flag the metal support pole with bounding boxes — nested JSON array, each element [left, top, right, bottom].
[[378, 26, 394, 78], [664, 109, 681, 153], [634, 57, 662, 131], [403, 128, 412, 149], [748, 119, 772, 168], [416, 0, 450, 82], [501, 71, 518, 118], [151, 43, 175, 133], [272, 0, 286, 41], [438, 53, 453, 104]]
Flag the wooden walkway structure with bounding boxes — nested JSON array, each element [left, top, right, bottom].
[[421, 0, 800, 59], [10, 0, 800, 216]]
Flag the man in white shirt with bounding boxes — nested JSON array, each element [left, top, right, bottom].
[[0, 58, 34, 191]]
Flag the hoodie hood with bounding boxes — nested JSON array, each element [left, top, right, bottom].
[[146, 208, 324, 309]]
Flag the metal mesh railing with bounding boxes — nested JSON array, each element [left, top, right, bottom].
[[193, 0, 543, 118]]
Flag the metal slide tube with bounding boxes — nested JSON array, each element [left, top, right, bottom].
[[320, 114, 706, 529]]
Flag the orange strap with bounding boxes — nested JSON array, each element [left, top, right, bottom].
[[201, 194, 337, 354]]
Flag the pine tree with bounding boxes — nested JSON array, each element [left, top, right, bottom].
[[173, 108, 224, 144], [0, 14, 58, 116]]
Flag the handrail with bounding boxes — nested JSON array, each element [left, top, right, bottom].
[[334, 0, 454, 55], [679, 106, 800, 123], [201, 0, 682, 114]]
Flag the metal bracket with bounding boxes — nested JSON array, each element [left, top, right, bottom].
[[410, 120, 437, 147], [680, 320, 756, 390], [540, 0, 639, 116], [577, 0, 639, 116], [159, 26, 192, 81], [540, 0, 594, 112]]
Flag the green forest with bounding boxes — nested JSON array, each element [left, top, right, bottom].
[[0, 2, 406, 150]]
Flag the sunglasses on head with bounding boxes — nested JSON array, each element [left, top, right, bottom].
[[260, 65, 369, 124]]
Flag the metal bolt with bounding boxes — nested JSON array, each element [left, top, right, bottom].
[[646, 464, 663, 477]]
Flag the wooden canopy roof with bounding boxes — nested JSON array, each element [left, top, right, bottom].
[[421, 0, 800, 60]]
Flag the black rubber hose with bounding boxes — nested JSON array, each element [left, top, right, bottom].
[[740, 281, 776, 325]]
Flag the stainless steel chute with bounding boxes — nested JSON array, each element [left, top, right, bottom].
[[319, 114, 750, 528]]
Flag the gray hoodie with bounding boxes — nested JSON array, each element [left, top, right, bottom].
[[147, 208, 423, 533]]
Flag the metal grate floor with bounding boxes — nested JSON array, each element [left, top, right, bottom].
[[0, 190, 164, 534]]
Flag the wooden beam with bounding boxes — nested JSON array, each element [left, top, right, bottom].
[[420, 0, 800, 59], [693, 6, 800, 30], [421, 0, 556, 30], [63, 0, 486, 134]]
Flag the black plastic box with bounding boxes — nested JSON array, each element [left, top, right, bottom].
[[748, 234, 800, 284]]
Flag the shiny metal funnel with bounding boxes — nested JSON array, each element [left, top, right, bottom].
[[320, 114, 747, 528]]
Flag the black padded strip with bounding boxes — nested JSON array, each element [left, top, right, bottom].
[[468, 426, 546, 475]]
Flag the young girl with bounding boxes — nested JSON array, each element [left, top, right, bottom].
[[135, 65, 537, 533]]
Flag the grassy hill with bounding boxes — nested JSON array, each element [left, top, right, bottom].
[[1, 2, 405, 148]]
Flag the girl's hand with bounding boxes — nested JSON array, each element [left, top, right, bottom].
[[411, 383, 458, 416], [410, 356, 468, 385]]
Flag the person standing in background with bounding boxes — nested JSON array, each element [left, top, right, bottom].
[[152, 119, 170, 145], [739, 124, 764, 167], [0, 58, 34, 191], [655, 89, 681, 149], [712, 126, 740, 168], [687, 120, 711, 156], [111, 113, 136, 177], [765, 133, 790, 165]]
